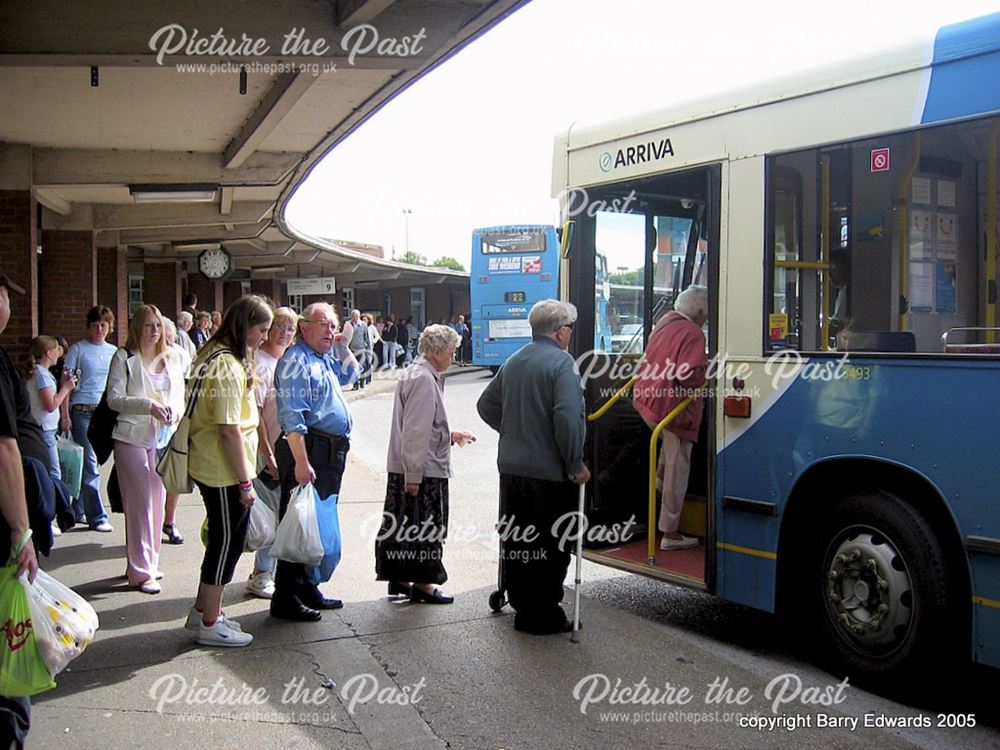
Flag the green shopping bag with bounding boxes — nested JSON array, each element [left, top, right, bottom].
[[57, 434, 84, 498], [0, 565, 56, 697]]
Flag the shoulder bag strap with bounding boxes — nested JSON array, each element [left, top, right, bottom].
[[183, 348, 234, 419]]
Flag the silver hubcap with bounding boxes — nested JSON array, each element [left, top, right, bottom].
[[825, 530, 913, 652]]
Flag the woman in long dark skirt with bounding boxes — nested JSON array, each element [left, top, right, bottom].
[[375, 324, 476, 603]]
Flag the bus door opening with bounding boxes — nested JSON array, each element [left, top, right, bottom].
[[570, 166, 719, 587]]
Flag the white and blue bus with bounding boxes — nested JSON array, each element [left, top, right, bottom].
[[554, 11, 1000, 684], [470, 225, 559, 371]]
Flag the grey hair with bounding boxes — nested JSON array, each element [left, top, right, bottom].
[[300, 302, 337, 329], [177, 311, 193, 326], [162, 318, 177, 335], [528, 299, 577, 336], [418, 323, 461, 355], [674, 285, 709, 320]]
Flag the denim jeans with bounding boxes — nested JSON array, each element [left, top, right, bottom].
[[41, 428, 61, 483], [70, 409, 109, 526]]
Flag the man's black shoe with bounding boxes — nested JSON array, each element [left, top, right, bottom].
[[300, 589, 344, 610], [270, 596, 322, 622]]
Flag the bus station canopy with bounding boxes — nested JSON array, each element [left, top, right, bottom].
[[0, 0, 526, 284]]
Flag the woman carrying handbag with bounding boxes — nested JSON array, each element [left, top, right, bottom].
[[106, 305, 185, 595]]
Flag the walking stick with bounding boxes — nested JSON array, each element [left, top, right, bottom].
[[571, 482, 585, 643]]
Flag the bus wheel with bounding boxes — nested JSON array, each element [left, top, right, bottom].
[[811, 490, 959, 685], [489, 366, 500, 376]]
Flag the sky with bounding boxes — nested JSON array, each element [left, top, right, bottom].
[[285, 0, 1000, 269]]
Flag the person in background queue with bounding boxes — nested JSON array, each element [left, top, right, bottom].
[[0, 269, 42, 750], [182, 293, 199, 322], [191, 311, 212, 349], [364, 314, 381, 381], [381, 315, 397, 370], [376, 324, 475, 604], [453, 315, 470, 365], [184, 295, 273, 647], [246, 306, 299, 600], [23, 336, 77, 484], [632, 285, 708, 551], [106, 305, 185, 594], [62, 305, 117, 532], [175, 311, 197, 360], [476, 299, 589, 635], [161, 318, 191, 545], [345, 308, 371, 390], [272, 302, 358, 621]]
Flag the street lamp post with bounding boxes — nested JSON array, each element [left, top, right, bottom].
[[402, 208, 413, 257]]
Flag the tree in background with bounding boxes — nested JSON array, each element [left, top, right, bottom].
[[432, 257, 466, 272], [398, 250, 429, 265]]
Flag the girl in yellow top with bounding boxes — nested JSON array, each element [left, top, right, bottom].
[[185, 295, 272, 648]]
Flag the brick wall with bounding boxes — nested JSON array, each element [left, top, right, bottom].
[[143, 261, 181, 321], [183, 274, 223, 315], [0, 190, 37, 362], [39, 228, 96, 347], [223, 280, 243, 311], [97, 246, 127, 345], [251, 278, 283, 307]]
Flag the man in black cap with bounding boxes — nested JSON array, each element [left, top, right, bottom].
[[0, 268, 41, 750]]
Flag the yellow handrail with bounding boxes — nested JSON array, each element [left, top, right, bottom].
[[646, 384, 705, 564], [586, 375, 639, 422], [587, 373, 707, 566]]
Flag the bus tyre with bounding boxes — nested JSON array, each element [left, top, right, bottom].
[[810, 490, 961, 686]]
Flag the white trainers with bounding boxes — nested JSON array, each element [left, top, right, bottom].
[[246, 571, 275, 599], [196, 618, 253, 648], [660, 534, 699, 551], [51, 521, 62, 537], [184, 607, 244, 633], [92, 521, 114, 533]]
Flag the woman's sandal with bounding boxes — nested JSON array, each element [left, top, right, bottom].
[[163, 523, 184, 545]]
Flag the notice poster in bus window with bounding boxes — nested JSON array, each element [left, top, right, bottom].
[[911, 176, 932, 206], [936, 212, 956, 245], [521, 255, 542, 274], [909, 262, 933, 312], [856, 211, 885, 242], [487, 256, 522, 274], [935, 262, 957, 313], [768, 313, 788, 342], [937, 180, 956, 208], [909, 210, 932, 259], [481, 229, 547, 254], [488, 319, 532, 339]]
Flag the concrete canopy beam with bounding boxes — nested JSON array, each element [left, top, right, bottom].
[[224, 73, 319, 168], [118, 220, 271, 245], [33, 149, 302, 187], [94, 201, 274, 231]]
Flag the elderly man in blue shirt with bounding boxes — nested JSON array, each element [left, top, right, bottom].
[[272, 302, 358, 621]]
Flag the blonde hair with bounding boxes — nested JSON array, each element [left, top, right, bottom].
[[22, 335, 59, 380], [125, 305, 170, 359]]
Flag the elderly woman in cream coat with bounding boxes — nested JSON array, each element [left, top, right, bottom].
[[106, 304, 185, 594], [375, 324, 475, 604]]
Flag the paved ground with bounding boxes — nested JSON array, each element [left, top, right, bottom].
[[26, 366, 935, 749]]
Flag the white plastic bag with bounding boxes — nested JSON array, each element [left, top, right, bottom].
[[271, 482, 324, 565], [245, 497, 277, 552], [21, 570, 99, 677]]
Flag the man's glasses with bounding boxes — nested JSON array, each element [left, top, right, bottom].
[[561, 322, 575, 332]]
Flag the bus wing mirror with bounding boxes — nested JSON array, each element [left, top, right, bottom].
[[559, 221, 575, 259]]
